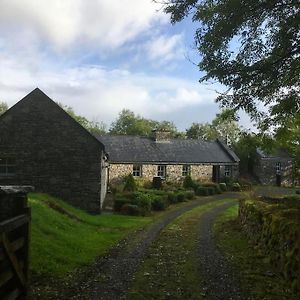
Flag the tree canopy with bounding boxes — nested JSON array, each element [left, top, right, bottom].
[[0, 101, 8, 116], [162, 0, 300, 127], [109, 109, 181, 137]]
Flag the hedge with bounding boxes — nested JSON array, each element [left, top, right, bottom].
[[239, 199, 300, 291]]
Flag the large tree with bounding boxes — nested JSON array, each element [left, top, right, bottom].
[[162, 0, 300, 127]]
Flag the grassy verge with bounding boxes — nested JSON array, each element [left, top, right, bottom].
[[29, 193, 152, 277], [214, 205, 300, 300], [128, 199, 235, 300]]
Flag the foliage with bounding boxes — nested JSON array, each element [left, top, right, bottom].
[[186, 109, 241, 145], [195, 186, 209, 196], [183, 175, 194, 189], [58, 102, 107, 135], [219, 183, 227, 192], [28, 193, 151, 276], [0, 101, 8, 116], [123, 174, 137, 192], [231, 182, 241, 192], [109, 109, 182, 137], [162, 0, 300, 127], [176, 191, 186, 202], [151, 195, 168, 211]]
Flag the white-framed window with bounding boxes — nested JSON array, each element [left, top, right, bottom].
[[182, 165, 191, 177], [0, 158, 15, 176], [224, 165, 232, 177], [157, 165, 166, 178], [276, 162, 281, 174], [133, 164, 142, 177]]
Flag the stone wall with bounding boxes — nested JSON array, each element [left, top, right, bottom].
[[108, 163, 240, 184], [253, 157, 294, 186], [0, 89, 105, 213]]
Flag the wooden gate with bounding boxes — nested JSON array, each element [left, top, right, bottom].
[[0, 186, 33, 300]]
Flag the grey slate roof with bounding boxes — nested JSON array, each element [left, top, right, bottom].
[[96, 135, 239, 164], [256, 148, 293, 159]]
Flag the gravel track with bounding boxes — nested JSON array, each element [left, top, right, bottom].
[[197, 202, 251, 300], [51, 193, 241, 300]]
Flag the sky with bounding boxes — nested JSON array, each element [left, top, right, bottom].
[[0, 0, 253, 131]]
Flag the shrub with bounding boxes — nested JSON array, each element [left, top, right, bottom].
[[219, 183, 227, 192], [134, 192, 152, 215], [153, 176, 163, 189], [296, 190, 300, 195], [167, 192, 177, 204], [183, 175, 195, 189], [120, 204, 140, 215], [185, 190, 195, 200], [196, 186, 209, 196], [123, 174, 137, 192], [176, 192, 186, 202], [232, 182, 241, 192], [206, 187, 215, 195], [114, 198, 132, 211], [151, 195, 167, 211]]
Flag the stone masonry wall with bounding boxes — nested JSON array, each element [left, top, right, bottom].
[[253, 157, 294, 186], [0, 90, 104, 213]]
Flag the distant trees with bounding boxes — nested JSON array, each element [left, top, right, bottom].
[[58, 103, 107, 135], [186, 109, 241, 145], [0, 101, 8, 116], [109, 109, 182, 137]]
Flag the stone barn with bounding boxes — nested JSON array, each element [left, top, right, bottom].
[[253, 148, 294, 186], [97, 130, 240, 185], [0, 88, 107, 213]]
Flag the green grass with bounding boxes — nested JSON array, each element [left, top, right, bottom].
[[214, 205, 300, 300], [29, 193, 152, 277], [129, 199, 236, 300]]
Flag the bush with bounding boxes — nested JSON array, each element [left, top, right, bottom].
[[176, 192, 186, 202], [167, 192, 177, 204], [219, 182, 227, 191], [151, 195, 168, 211], [120, 204, 140, 215], [123, 174, 137, 192], [196, 186, 209, 196], [183, 175, 195, 189], [134, 192, 152, 215], [232, 182, 241, 192], [207, 187, 215, 195], [114, 198, 132, 211], [296, 190, 300, 195], [185, 190, 195, 200]]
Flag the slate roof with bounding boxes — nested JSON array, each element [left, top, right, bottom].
[[96, 135, 239, 164], [256, 148, 293, 159]]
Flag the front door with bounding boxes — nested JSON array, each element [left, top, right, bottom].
[[212, 165, 220, 183]]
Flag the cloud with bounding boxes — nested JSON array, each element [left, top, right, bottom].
[[0, 0, 168, 51]]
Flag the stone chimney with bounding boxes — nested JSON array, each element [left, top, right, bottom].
[[152, 129, 171, 143]]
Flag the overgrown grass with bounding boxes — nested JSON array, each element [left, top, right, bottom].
[[29, 193, 152, 277], [214, 205, 300, 300], [129, 199, 235, 300]]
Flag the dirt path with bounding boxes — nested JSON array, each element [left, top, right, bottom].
[[197, 203, 250, 300], [47, 193, 242, 300]]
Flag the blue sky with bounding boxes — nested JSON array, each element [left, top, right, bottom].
[[0, 0, 252, 131]]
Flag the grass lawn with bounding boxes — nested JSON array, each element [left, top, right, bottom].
[[128, 199, 235, 300], [29, 193, 152, 277], [214, 205, 300, 300]]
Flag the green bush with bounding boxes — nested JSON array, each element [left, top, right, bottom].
[[296, 190, 300, 195], [232, 182, 241, 192], [167, 192, 177, 204], [134, 192, 152, 215], [176, 192, 186, 202], [114, 198, 132, 211], [123, 174, 137, 192], [196, 186, 209, 196], [185, 190, 195, 200], [207, 187, 215, 195], [151, 195, 167, 211], [183, 175, 195, 189], [219, 182, 227, 191], [120, 204, 140, 215]]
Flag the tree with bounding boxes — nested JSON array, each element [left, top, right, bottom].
[[186, 109, 241, 144], [109, 109, 182, 137], [0, 101, 8, 116], [162, 0, 300, 127], [58, 103, 107, 135]]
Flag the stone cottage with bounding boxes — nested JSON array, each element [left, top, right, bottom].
[[97, 130, 240, 184], [253, 148, 294, 186], [0, 88, 107, 213]]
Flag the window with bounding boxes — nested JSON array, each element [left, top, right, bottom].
[[157, 165, 166, 178], [276, 162, 281, 174], [182, 165, 191, 177], [224, 165, 232, 177], [0, 158, 15, 176], [133, 164, 142, 177]]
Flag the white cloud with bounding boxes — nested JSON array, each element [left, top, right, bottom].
[[0, 0, 168, 50]]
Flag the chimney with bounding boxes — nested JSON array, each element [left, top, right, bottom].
[[152, 129, 171, 143]]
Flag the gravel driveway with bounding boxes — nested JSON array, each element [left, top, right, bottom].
[[43, 193, 242, 300]]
